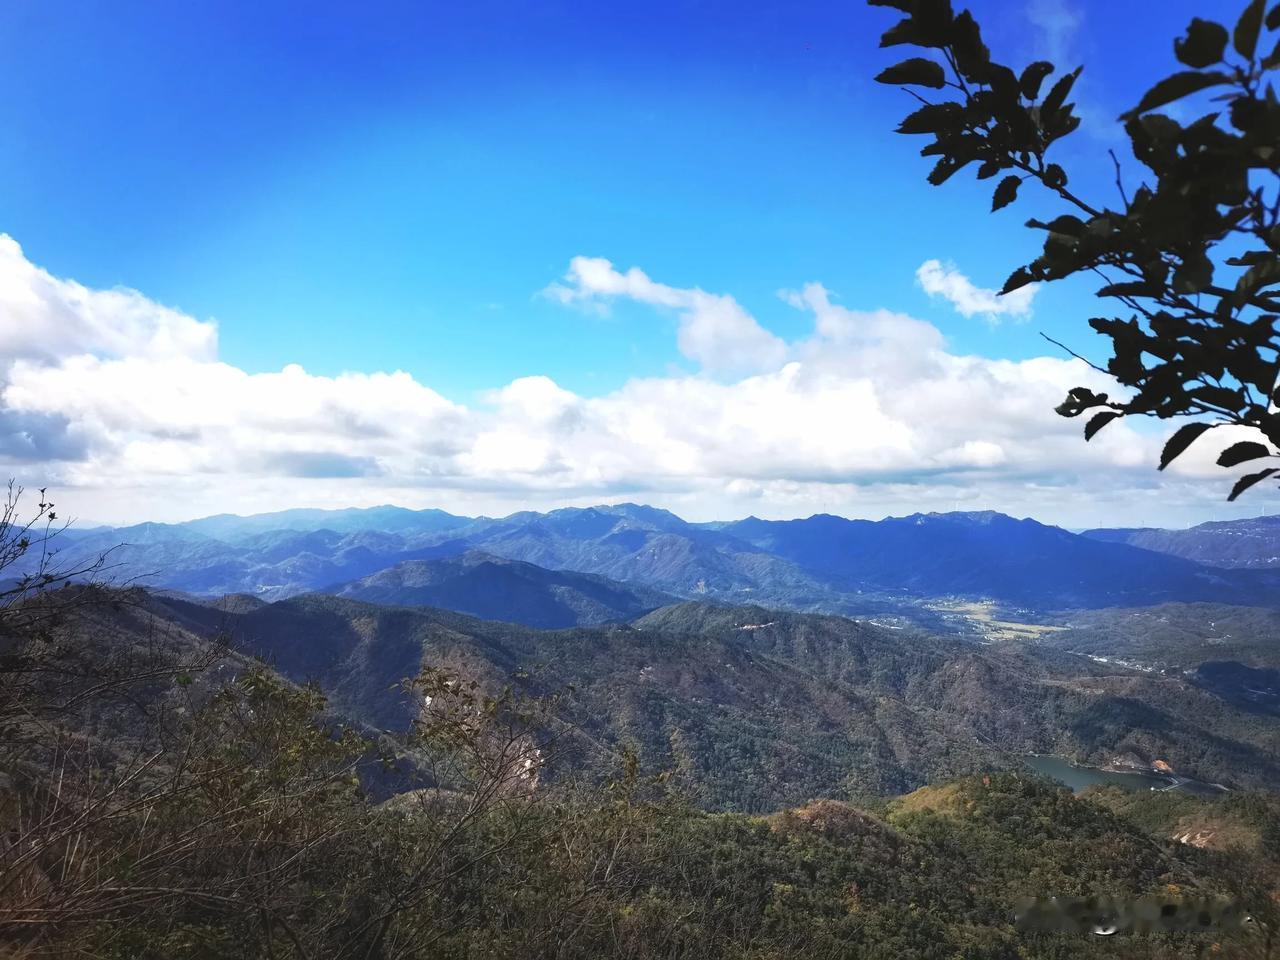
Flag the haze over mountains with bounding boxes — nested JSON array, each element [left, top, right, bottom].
[[1082, 515, 1280, 569], [43, 503, 1280, 625]]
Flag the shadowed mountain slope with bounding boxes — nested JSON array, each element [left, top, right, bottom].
[[721, 510, 1280, 609], [130, 593, 1280, 810], [333, 550, 674, 628]]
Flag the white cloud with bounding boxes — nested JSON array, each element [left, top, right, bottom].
[[545, 255, 787, 374], [0, 235, 217, 363], [916, 259, 1038, 323], [1026, 0, 1083, 66], [0, 235, 1259, 529]]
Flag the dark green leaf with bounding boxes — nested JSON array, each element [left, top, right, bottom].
[[992, 175, 1020, 211], [1159, 422, 1213, 469], [1225, 251, 1274, 266], [1084, 411, 1121, 440], [1234, 257, 1280, 304], [1175, 18, 1229, 68], [984, 64, 1020, 103], [897, 102, 963, 134], [1269, 2, 1280, 30], [1097, 282, 1158, 298], [1218, 441, 1272, 467], [950, 11, 990, 79], [1001, 267, 1036, 294], [1191, 385, 1242, 410], [880, 18, 922, 48], [914, 0, 956, 34], [976, 159, 1002, 179], [1228, 467, 1277, 500], [1235, 0, 1266, 59], [1137, 112, 1184, 145], [1085, 216, 1113, 238], [927, 157, 966, 185], [1019, 61, 1054, 100], [1123, 71, 1232, 119], [1053, 113, 1081, 140], [875, 58, 947, 88], [1043, 163, 1067, 188], [1056, 385, 1104, 417], [1044, 214, 1086, 236], [1173, 249, 1214, 294], [1231, 94, 1265, 131], [1041, 67, 1082, 117]]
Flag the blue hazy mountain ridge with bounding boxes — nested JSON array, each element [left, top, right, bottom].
[[432, 506, 824, 596], [1082, 515, 1280, 569], [181, 504, 472, 540], [52, 521, 461, 598], [719, 511, 1280, 609], [37, 504, 1280, 619], [333, 550, 675, 629]]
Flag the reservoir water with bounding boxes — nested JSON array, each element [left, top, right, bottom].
[[1023, 754, 1226, 798]]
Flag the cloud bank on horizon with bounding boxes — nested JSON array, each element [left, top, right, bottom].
[[0, 235, 1254, 529]]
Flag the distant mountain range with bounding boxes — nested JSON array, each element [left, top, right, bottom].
[[37, 504, 1280, 624], [719, 510, 1276, 608], [1083, 515, 1280, 569]]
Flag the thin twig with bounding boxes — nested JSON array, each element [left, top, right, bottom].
[[1039, 332, 1111, 376]]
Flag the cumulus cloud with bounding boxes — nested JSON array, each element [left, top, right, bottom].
[[916, 259, 1038, 323], [545, 256, 788, 374], [0, 235, 1249, 528], [0, 236, 217, 363]]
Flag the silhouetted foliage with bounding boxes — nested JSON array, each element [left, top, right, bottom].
[[872, 0, 1280, 498]]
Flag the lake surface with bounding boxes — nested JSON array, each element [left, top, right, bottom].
[[1024, 755, 1226, 798]]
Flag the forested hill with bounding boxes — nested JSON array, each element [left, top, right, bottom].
[[332, 551, 674, 628], [8, 586, 1279, 958], [130, 591, 1280, 807]]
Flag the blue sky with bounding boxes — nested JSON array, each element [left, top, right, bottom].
[[0, 0, 1258, 528], [1, 0, 1206, 392]]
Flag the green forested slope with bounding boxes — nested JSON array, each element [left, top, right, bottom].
[[5, 588, 1279, 958], [134, 593, 1280, 806]]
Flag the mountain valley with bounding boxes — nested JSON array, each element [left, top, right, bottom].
[[8, 506, 1280, 957], [89, 587, 1278, 808]]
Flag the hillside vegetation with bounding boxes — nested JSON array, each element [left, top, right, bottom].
[[3, 586, 1277, 958], [99, 591, 1280, 805]]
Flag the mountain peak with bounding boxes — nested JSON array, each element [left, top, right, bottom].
[[912, 510, 1017, 524]]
